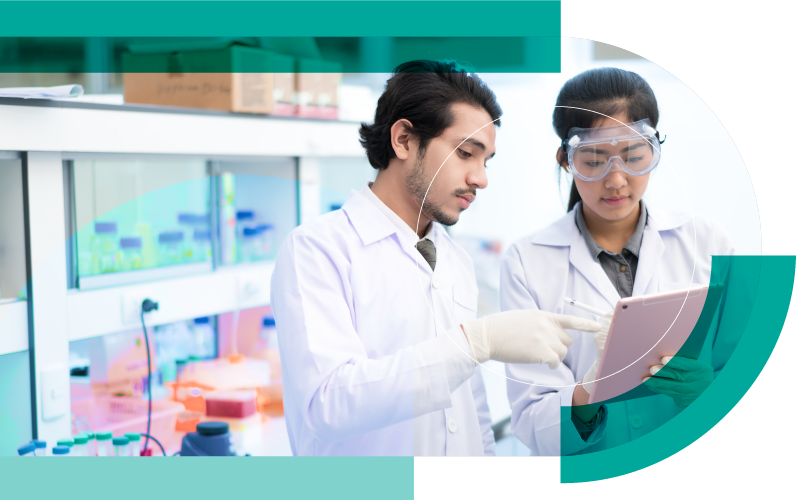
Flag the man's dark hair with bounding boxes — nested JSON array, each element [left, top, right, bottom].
[[359, 60, 502, 170]]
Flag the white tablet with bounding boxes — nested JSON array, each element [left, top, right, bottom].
[[587, 284, 723, 405]]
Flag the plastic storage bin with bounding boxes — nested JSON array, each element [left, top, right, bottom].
[[71, 395, 185, 454], [92, 221, 118, 274]]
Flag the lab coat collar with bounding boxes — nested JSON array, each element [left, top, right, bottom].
[[341, 188, 449, 275], [531, 203, 693, 306], [342, 189, 399, 246]]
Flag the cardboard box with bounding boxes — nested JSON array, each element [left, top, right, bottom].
[[271, 53, 296, 116], [295, 59, 342, 119], [123, 41, 275, 114]]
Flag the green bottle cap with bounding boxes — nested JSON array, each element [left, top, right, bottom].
[[124, 433, 141, 442], [73, 435, 89, 445], [112, 436, 130, 446], [57, 438, 74, 447], [84, 431, 96, 440], [96, 431, 113, 441]]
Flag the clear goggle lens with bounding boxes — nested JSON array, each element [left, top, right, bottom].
[[565, 119, 661, 182]]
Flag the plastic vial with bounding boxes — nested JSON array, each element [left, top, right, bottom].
[[241, 226, 265, 262], [192, 229, 212, 263], [124, 433, 141, 457], [96, 431, 113, 457], [191, 317, 216, 359], [119, 236, 143, 271], [52, 446, 71, 457], [57, 438, 75, 451], [256, 224, 275, 260], [72, 435, 89, 457], [17, 442, 36, 457], [158, 231, 185, 266], [84, 432, 96, 456], [260, 316, 279, 351], [112, 436, 130, 457], [93, 221, 119, 274], [31, 440, 47, 457]]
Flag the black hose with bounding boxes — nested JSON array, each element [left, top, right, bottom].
[[140, 310, 153, 452], [139, 433, 167, 456]]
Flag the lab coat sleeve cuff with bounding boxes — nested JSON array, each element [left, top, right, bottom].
[[560, 385, 608, 455], [436, 326, 477, 394]]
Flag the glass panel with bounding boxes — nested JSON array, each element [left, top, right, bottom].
[[215, 159, 297, 265], [0, 158, 27, 301], [318, 157, 376, 214], [71, 158, 211, 289]]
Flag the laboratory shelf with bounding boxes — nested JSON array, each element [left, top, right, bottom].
[[67, 261, 275, 342], [0, 99, 364, 158], [0, 300, 28, 355]]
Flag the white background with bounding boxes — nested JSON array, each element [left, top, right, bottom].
[[416, 0, 799, 497]]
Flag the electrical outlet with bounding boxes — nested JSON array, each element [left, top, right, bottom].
[[41, 364, 69, 421], [121, 290, 156, 326]]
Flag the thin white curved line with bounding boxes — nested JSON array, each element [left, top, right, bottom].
[[413, 105, 698, 391]]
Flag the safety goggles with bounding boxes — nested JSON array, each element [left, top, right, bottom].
[[562, 118, 662, 182]]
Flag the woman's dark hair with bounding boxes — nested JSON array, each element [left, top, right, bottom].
[[553, 67, 660, 211], [359, 60, 502, 170]]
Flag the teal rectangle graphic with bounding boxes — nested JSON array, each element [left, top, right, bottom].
[[1, 456, 414, 498], [1, 36, 560, 73], [0, 1, 561, 37]]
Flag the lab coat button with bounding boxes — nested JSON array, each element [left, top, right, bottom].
[[620, 265, 628, 272], [629, 415, 643, 429], [432, 277, 441, 289], [447, 419, 457, 433]]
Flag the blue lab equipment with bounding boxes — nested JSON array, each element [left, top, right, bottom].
[[179, 422, 235, 456]]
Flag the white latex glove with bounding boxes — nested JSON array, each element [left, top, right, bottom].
[[581, 312, 613, 394], [461, 310, 602, 369]]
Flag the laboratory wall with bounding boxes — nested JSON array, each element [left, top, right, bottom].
[[451, 39, 759, 258]]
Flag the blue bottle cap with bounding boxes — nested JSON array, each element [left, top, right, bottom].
[[17, 443, 35, 456], [192, 229, 211, 241], [193, 317, 210, 325], [262, 316, 276, 327], [119, 237, 142, 250], [158, 231, 184, 244], [197, 422, 229, 436], [52, 446, 70, 455], [329, 204, 343, 211], [256, 224, 274, 231], [94, 221, 118, 235], [236, 210, 254, 221], [242, 226, 263, 237], [31, 439, 47, 449], [177, 213, 197, 225], [112, 436, 130, 446]]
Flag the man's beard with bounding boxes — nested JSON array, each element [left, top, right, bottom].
[[404, 151, 470, 228]]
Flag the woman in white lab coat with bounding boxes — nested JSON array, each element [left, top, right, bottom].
[[500, 67, 737, 456]]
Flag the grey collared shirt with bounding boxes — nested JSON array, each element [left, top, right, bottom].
[[575, 201, 647, 299]]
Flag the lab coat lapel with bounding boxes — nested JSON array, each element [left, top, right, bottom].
[[632, 213, 666, 296], [569, 229, 621, 309]]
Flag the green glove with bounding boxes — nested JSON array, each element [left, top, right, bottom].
[[643, 356, 713, 410]]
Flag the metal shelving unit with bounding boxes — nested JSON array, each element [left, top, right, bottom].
[[0, 98, 366, 445]]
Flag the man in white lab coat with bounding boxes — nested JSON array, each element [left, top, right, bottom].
[[270, 60, 600, 456]]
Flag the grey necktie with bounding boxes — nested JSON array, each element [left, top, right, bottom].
[[415, 239, 437, 271]]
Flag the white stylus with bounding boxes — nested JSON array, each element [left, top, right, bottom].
[[563, 297, 611, 317]]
